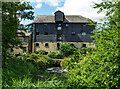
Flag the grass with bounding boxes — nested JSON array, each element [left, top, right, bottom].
[[2, 55, 67, 87]]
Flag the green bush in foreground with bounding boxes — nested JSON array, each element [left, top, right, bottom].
[[66, 1, 120, 88]]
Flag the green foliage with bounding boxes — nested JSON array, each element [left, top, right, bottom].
[[60, 58, 71, 69], [2, 55, 37, 86], [77, 47, 95, 54], [38, 50, 46, 55], [36, 55, 54, 69], [47, 52, 56, 59], [55, 52, 64, 59], [48, 52, 64, 59], [66, 1, 120, 88], [59, 43, 76, 57], [2, 2, 34, 58]]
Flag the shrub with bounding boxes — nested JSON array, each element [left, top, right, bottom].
[[48, 52, 64, 59], [38, 50, 46, 55], [77, 47, 95, 54], [60, 58, 71, 69], [59, 43, 76, 57], [55, 52, 64, 59], [36, 55, 54, 69], [47, 52, 56, 59]]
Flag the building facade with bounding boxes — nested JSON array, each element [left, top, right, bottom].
[[13, 30, 32, 54], [29, 10, 95, 53]]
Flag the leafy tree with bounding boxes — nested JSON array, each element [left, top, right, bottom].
[[67, 0, 120, 88], [59, 43, 76, 57], [2, 2, 34, 58]]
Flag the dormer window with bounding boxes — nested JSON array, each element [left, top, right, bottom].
[[82, 32, 86, 35]]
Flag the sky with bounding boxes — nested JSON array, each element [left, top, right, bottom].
[[20, 0, 105, 25]]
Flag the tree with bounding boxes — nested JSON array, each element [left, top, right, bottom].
[[67, 0, 120, 88], [2, 2, 34, 58], [59, 43, 76, 57]]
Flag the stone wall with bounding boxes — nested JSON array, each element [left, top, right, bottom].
[[32, 42, 95, 53]]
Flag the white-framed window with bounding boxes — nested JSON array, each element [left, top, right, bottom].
[[82, 32, 86, 35], [57, 27, 62, 30]]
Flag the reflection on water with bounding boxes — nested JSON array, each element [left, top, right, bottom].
[[29, 67, 67, 82], [46, 67, 67, 73]]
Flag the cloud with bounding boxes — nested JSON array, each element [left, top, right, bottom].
[[44, 0, 59, 7], [56, 0, 105, 22], [23, 0, 64, 7], [35, 3, 42, 8]]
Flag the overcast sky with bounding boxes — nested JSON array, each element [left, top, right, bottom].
[[21, 0, 105, 25]]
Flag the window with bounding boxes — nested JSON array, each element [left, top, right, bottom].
[[57, 27, 62, 30], [36, 32, 39, 35], [72, 32, 75, 35], [83, 25, 87, 27], [66, 24, 69, 27], [45, 43, 49, 47], [58, 24, 61, 26], [44, 24, 47, 26], [24, 37, 27, 42], [57, 34, 62, 41], [44, 32, 48, 35], [23, 47, 26, 54], [36, 43, 39, 46], [57, 43, 60, 50], [83, 44, 86, 47], [70, 44, 75, 47], [82, 32, 86, 35]]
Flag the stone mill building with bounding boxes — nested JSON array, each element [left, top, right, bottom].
[[28, 10, 95, 53]]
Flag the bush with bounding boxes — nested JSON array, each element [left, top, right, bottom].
[[60, 58, 71, 69], [48, 52, 64, 59], [59, 43, 76, 57], [78, 47, 95, 54], [2, 55, 37, 86], [47, 52, 56, 59], [55, 52, 64, 59], [36, 55, 54, 69], [38, 50, 46, 55]]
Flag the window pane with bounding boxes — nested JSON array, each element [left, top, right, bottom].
[[72, 32, 75, 35], [57, 27, 62, 30], [66, 24, 69, 27], [82, 32, 86, 35], [58, 24, 61, 26]]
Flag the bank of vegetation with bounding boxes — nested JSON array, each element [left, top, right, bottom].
[[2, 0, 120, 88]]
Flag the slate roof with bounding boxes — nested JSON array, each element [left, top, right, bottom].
[[33, 15, 88, 23]]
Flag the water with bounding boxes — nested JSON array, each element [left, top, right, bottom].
[[46, 67, 67, 73]]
